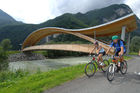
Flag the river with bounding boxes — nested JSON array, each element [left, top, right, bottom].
[[9, 56, 91, 72]]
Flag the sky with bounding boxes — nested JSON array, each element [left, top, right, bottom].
[[0, 0, 140, 24]]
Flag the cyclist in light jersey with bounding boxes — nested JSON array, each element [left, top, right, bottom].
[[90, 41, 106, 66]]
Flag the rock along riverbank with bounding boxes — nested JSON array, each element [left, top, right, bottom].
[[8, 52, 46, 62]]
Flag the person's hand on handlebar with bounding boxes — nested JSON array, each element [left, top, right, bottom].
[[119, 52, 123, 57]]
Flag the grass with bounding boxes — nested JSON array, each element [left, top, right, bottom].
[[6, 51, 20, 55], [124, 56, 132, 60], [129, 52, 138, 56], [0, 56, 132, 93], [0, 64, 85, 93]]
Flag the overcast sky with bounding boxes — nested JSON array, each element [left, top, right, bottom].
[[0, 0, 139, 24]]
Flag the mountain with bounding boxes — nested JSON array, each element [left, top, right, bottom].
[[40, 4, 133, 27], [0, 9, 23, 28], [40, 13, 88, 29], [0, 4, 139, 50]]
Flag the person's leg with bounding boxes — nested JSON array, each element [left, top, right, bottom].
[[97, 54, 103, 63], [99, 54, 103, 62], [116, 51, 124, 72], [114, 50, 121, 60], [115, 51, 119, 56], [97, 55, 100, 63], [115, 51, 121, 72], [118, 51, 124, 62]]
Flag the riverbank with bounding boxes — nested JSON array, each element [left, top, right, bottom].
[[8, 52, 46, 62], [0, 56, 132, 93], [7, 50, 137, 62]]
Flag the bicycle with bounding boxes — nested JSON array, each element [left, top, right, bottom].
[[106, 55, 128, 81], [85, 54, 110, 77]]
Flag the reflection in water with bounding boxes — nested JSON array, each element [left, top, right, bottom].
[[9, 56, 91, 72]]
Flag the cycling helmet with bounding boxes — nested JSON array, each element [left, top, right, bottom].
[[112, 35, 118, 40]]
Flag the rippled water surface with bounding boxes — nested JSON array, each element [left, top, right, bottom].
[[9, 56, 91, 72]]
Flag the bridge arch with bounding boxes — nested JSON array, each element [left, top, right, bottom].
[[22, 28, 96, 49], [22, 13, 137, 55]]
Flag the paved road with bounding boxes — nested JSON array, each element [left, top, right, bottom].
[[45, 57, 140, 93]]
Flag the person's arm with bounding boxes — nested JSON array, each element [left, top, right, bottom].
[[90, 46, 96, 54], [106, 47, 112, 54], [97, 46, 102, 54], [106, 42, 113, 54], [120, 47, 124, 55], [120, 41, 124, 55]]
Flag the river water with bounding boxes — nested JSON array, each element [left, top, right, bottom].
[[9, 56, 91, 72]]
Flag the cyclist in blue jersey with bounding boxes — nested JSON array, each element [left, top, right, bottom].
[[106, 35, 126, 56], [106, 35, 126, 68], [90, 41, 106, 66]]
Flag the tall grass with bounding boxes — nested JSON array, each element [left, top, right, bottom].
[[0, 69, 29, 83], [0, 64, 85, 93]]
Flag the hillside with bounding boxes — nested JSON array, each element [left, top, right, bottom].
[[40, 4, 132, 27], [0, 4, 139, 50], [0, 9, 23, 28]]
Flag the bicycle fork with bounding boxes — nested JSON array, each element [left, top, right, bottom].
[[109, 64, 116, 73]]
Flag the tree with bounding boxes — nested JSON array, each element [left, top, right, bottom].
[[0, 39, 11, 71], [130, 36, 140, 52], [0, 46, 8, 71], [0, 39, 12, 51]]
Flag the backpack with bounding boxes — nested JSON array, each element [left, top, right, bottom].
[[112, 39, 126, 47]]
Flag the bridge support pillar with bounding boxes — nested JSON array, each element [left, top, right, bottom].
[[126, 32, 131, 55], [121, 26, 126, 41], [46, 37, 49, 42]]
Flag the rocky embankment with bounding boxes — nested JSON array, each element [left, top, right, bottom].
[[8, 53, 46, 62]]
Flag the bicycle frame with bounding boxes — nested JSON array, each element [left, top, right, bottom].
[[111, 56, 124, 64], [90, 55, 98, 64], [90, 55, 109, 68], [109, 56, 122, 72]]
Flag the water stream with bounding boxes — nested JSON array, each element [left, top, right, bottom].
[[9, 56, 91, 72]]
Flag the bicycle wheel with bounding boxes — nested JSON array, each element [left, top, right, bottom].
[[120, 60, 127, 75], [106, 64, 115, 81], [101, 59, 110, 72], [85, 62, 96, 77]]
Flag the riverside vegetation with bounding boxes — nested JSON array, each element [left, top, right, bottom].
[[0, 56, 131, 93]]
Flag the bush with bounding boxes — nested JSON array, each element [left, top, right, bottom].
[[0, 39, 12, 51]]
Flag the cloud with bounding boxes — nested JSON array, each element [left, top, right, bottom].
[[0, 0, 139, 24], [124, 0, 140, 18], [56, 0, 124, 14], [0, 0, 61, 23]]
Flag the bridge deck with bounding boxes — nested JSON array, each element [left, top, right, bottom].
[[22, 44, 114, 55]]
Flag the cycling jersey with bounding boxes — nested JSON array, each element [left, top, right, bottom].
[[96, 46, 105, 53], [110, 40, 126, 54]]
